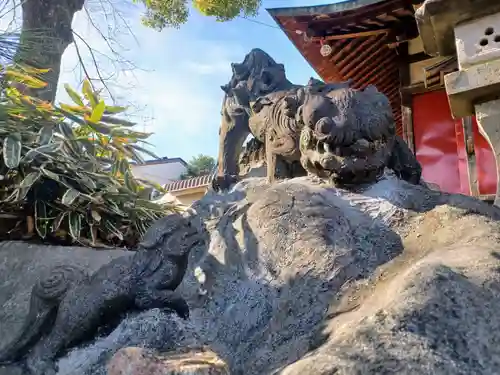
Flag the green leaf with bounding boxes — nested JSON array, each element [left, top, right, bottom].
[[118, 158, 130, 175], [91, 210, 102, 222], [58, 103, 89, 114], [82, 79, 98, 108], [76, 173, 97, 190], [40, 167, 61, 181], [135, 198, 166, 212], [101, 115, 136, 127], [64, 84, 85, 106], [124, 145, 145, 163], [85, 120, 114, 135], [52, 211, 67, 232], [3, 133, 22, 169], [90, 99, 106, 123], [104, 219, 123, 240], [104, 105, 128, 114], [20, 171, 41, 188], [61, 188, 80, 205], [58, 109, 87, 126], [37, 126, 53, 145], [22, 143, 60, 163], [136, 178, 166, 192], [34, 200, 48, 238], [129, 144, 160, 159], [58, 122, 75, 140], [90, 223, 98, 245], [17, 187, 30, 202], [68, 212, 82, 240], [124, 170, 137, 193]]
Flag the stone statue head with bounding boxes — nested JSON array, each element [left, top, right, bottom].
[[221, 48, 289, 105], [290, 84, 396, 185], [138, 214, 201, 256]]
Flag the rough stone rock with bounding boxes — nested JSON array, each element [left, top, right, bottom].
[[107, 346, 229, 375], [57, 309, 200, 375], [3, 174, 500, 375]]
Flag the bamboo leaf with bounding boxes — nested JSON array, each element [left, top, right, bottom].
[[34, 200, 48, 238], [58, 122, 75, 140], [37, 126, 53, 145], [104, 219, 123, 240], [68, 212, 82, 240], [59, 103, 89, 114], [64, 84, 85, 106], [58, 109, 87, 125], [22, 143, 60, 163], [118, 158, 130, 175], [136, 178, 166, 193], [91, 210, 101, 222], [82, 79, 98, 108], [90, 100, 106, 123], [90, 224, 98, 246], [101, 115, 136, 126], [129, 144, 160, 159], [17, 187, 30, 201], [104, 105, 128, 114], [20, 171, 41, 188], [135, 198, 166, 212], [40, 167, 60, 181], [61, 188, 80, 205], [52, 211, 67, 232], [3, 133, 22, 168], [5, 70, 47, 89], [84, 117, 114, 134], [124, 170, 137, 193]]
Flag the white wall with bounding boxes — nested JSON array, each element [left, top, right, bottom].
[[131, 162, 187, 186]]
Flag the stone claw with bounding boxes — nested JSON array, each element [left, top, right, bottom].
[[166, 297, 190, 320]]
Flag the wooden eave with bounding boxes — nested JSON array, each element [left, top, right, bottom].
[[267, 0, 422, 136]]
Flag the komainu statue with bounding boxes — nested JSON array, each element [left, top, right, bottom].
[[0, 214, 201, 375], [213, 48, 421, 191]]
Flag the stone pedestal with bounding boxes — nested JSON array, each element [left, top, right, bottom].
[[475, 100, 500, 206]]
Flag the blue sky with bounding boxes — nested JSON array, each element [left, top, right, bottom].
[[51, 1, 330, 162]]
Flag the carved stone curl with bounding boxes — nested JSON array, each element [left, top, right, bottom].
[[0, 213, 201, 375]]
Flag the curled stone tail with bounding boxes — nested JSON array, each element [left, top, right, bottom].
[[0, 297, 57, 364], [0, 264, 87, 364]]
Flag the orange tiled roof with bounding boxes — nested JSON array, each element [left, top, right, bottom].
[[164, 174, 213, 192]]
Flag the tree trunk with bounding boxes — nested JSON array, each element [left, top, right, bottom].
[[16, 0, 85, 102]]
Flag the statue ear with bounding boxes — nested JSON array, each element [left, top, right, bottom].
[[251, 96, 273, 113], [221, 84, 230, 94], [282, 95, 299, 117]]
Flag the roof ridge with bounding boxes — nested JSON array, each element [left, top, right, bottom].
[[164, 173, 215, 192]]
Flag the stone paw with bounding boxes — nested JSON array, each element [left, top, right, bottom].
[[211, 174, 239, 192]]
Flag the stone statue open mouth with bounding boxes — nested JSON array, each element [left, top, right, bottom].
[[300, 126, 394, 185]]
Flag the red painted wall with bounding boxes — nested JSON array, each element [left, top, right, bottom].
[[471, 117, 497, 195], [412, 90, 468, 194]]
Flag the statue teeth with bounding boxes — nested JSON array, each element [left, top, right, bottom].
[[324, 143, 331, 153]]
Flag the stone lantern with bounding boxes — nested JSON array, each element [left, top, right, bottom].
[[416, 0, 500, 205]]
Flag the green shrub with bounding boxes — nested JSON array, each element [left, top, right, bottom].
[[0, 66, 176, 248]]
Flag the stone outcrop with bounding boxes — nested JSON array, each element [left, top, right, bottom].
[[107, 347, 229, 375], [2, 174, 500, 374]]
